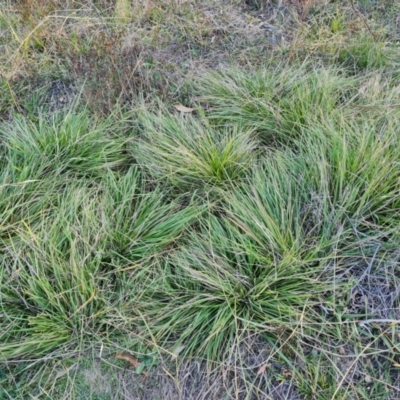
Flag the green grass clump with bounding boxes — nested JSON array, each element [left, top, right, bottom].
[[0, 110, 128, 179], [2, 66, 400, 398], [338, 34, 392, 71], [196, 63, 356, 144], [1, 0, 400, 397], [0, 163, 202, 361], [132, 204, 334, 363], [98, 167, 203, 262], [135, 108, 259, 193], [296, 118, 400, 233]]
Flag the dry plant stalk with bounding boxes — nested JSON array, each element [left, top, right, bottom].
[[115, 353, 140, 368]]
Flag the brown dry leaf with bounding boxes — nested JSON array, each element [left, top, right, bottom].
[[173, 104, 195, 113], [283, 369, 292, 378], [257, 363, 269, 375], [393, 363, 400, 368], [115, 353, 140, 368]]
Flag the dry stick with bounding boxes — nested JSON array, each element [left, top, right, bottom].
[[349, 0, 377, 41]]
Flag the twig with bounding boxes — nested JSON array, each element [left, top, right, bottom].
[[349, 0, 377, 42]]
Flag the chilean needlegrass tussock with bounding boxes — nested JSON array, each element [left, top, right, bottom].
[[0, 182, 110, 360], [129, 214, 333, 363], [0, 165, 202, 362], [134, 108, 259, 193], [295, 116, 400, 236], [0, 109, 128, 179], [195, 62, 357, 144], [98, 167, 204, 263], [1, 2, 400, 394]]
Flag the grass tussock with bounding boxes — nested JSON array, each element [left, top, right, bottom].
[[1, 110, 128, 178], [135, 108, 259, 193], [1, 0, 400, 398], [196, 63, 357, 144]]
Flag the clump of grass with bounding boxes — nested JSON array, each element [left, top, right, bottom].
[[196, 63, 356, 144], [0, 109, 128, 180], [98, 167, 204, 263], [124, 151, 346, 362], [125, 159, 369, 370], [1, 1, 400, 397], [337, 34, 392, 71], [127, 213, 333, 362], [0, 180, 111, 360], [0, 166, 202, 362], [295, 117, 400, 235], [134, 108, 259, 193]]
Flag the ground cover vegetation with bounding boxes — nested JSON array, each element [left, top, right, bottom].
[[1, 0, 400, 399]]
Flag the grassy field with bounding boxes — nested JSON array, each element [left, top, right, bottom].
[[1, 0, 400, 399]]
